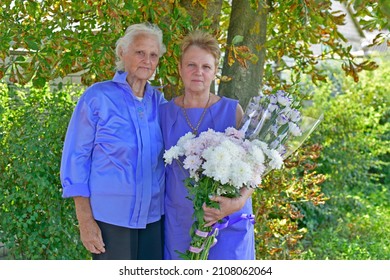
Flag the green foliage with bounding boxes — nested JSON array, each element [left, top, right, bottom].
[[0, 0, 196, 90], [298, 54, 390, 259], [264, 0, 381, 89], [1, 0, 387, 99], [0, 83, 89, 259], [253, 143, 327, 259], [342, 0, 390, 30]]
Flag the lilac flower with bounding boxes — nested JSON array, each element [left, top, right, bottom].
[[268, 102, 279, 112], [276, 90, 291, 106], [225, 127, 245, 139], [277, 113, 289, 125], [277, 144, 286, 156], [269, 94, 278, 105], [289, 109, 301, 122], [288, 122, 302, 136], [183, 155, 202, 172]]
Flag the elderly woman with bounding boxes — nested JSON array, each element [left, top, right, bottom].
[[60, 23, 166, 260], [160, 30, 255, 260]]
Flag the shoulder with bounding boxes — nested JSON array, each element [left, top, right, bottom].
[[159, 99, 178, 120], [82, 80, 117, 99], [221, 96, 239, 105], [160, 98, 176, 111], [213, 96, 239, 111], [75, 81, 119, 111]]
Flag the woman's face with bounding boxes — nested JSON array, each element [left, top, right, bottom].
[[179, 45, 217, 95], [121, 34, 160, 82]]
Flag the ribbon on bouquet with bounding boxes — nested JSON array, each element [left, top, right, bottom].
[[188, 213, 256, 254]]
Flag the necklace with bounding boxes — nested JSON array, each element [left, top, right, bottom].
[[181, 94, 211, 136]]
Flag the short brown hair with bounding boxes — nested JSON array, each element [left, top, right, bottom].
[[180, 30, 220, 67]]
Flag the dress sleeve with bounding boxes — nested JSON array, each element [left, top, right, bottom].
[[60, 94, 98, 198]]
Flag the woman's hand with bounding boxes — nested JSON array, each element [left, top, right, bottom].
[[78, 218, 106, 254], [74, 196, 105, 254], [202, 187, 254, 227]]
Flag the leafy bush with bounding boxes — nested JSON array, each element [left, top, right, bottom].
[[298, 54, 390, 259], [253, 144, 327, 260], [0, 83, 89, 259]]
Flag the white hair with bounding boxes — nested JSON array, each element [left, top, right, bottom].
[[115, 22, 166, 71]]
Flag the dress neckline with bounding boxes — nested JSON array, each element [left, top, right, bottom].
[[172, 96, 225, 109]]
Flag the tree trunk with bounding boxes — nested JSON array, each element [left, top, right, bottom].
[[219, 0, 270, 108], [180, 0, 223, 31]]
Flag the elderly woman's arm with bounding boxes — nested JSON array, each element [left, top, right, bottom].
[[74, 197, 106, 254]]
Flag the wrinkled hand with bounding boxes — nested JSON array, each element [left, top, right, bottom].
[[202, 187, 255, 227], [202, 196, 244, 227], [78, 219, 105, 254]]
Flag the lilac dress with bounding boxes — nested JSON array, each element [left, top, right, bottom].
[[160, 96, 255, 260]]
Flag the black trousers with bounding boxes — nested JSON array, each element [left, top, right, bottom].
[[92, 218, 163, 260]]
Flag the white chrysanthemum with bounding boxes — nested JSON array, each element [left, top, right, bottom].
[[268, 149, 284, 169], [202, 147, 221, 178], [177, 132, 195, 147], [163, 145, 183, 165], [241, 139, 253, 152], [248, 171, 263, 188], [233, 161, 252, 188], [201, 160, 215, 178], [213, 161, 232, 185], [202, 156, 227, 182], [251, 145, 265, 165], [220, 140, 245, 158], [254, 163, 266, 176], [252, 140, 270, 155], [208, 146, 232, 166]]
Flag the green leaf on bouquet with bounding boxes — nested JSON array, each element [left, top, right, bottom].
[[174, 250, 191, 260], [278, 123, 289, 135]]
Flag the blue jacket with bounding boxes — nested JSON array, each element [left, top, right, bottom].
[[60, 71, 166, 228]]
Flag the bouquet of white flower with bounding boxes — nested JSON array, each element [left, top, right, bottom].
[[163, 89, 323, 260]]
